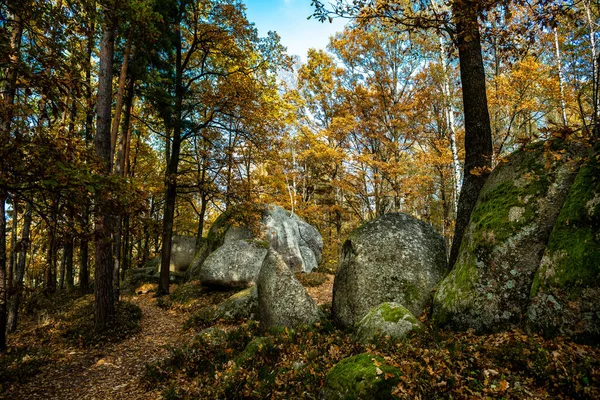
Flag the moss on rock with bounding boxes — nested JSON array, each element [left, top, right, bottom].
[[355, 302, 422, 344], [322, 353, 401, 400], [528, 145, 600, 340], [433, 140, 585, 332]]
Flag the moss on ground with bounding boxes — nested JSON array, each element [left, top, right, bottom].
[[323, 353, 401, 400]]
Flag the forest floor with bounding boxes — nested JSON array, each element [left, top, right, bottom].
[[2, 273, 599, 399], [1, 275, 335, 400], [1, 289, 198, 400]]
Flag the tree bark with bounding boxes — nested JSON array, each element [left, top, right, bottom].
[[448, 1, 493, 268], [554, 28, 568, 126], [94, 12, 116, 328], [0, 197, 7, 351], [110, 32, 133, 163], [7, 201, 31, 332], [159, 11, 184, 295], [64, 237, 74, 289]]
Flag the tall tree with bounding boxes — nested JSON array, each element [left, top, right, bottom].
[[94, 2, 117, 327], [312, 0, 493, 267]]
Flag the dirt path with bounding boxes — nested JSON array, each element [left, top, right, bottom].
[[5, 294, 194, 400]]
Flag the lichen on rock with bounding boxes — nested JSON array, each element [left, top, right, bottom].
[[333, 212, 447, 329], [433, 140, 585, 332]]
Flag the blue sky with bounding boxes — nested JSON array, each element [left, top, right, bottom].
[[244, 0, 348, 60]]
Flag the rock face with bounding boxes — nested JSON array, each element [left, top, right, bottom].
[[170, 235, 197, 272], [197, 239, 269, 288], [355, 302, 422, 344], [257, 250, 321, 330], [263, 205, 323, 273], [332, 213, 447, 329], [187, 211, 253, 280], [189, 205, 323, 287], [433, 141, 585, 332], [322, 353, 401, 400], [527, 146, 600, 340]]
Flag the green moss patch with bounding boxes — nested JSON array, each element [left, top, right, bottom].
[[538, 156, 600, 290], [323, 353, 401, 400]]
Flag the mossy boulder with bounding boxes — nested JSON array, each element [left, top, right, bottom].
[[257, 250, 322, 331], [169, 235, 197, 272], [433, 140, 585, 332], [332, 213, 447, 329], [355, 302, 422, 344], [528, 145, 600, 340], [322, 353, 401, 400], [216, 285, 259, 321], [188, 327, 228, 349]]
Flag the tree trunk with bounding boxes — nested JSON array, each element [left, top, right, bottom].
[[554, 28, 568, 126], [0, 11, 23, 137], [59, 247, 66, 290], [159, 13, 184, 295], [7, 202, 31, 332], [94, 13, 116, 328], [448, 1, 493, 268], [79, 3, 94, 293], [45, 208, 57, 293], [439, 35, 462, 213], [8, 202, 18, 300], [196, 194, 208, 252], [79, 212, 90, 291], [65, 237, 74, 289], [110, 31, 133, 163], [0, 195, 7, 351], [583, 0, 598, 136]]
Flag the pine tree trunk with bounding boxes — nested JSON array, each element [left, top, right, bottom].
[[94, 13, 116, 328], [448, 1, 493, 268], [65, 237, 74, 289], [0, 195, 8, 351], [159, 12, 184, 295], [7, 202, 31, 332]]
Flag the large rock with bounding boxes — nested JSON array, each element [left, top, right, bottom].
[[528, 145, 600, 340], [263, 205, 322, 272], [433, 141, 585, 332], [355, 302, 422, 344], [322, 353, 401, 400], [197, 239, 269, 288], [187, 211, 253, 280], [332, 213, 447, 329], [170, 235, 197, 272], [190, 205, 323, 286], [257, 250, 322, 330]]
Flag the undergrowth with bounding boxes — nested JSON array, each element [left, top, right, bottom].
[[144, 318, 600, 399]]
